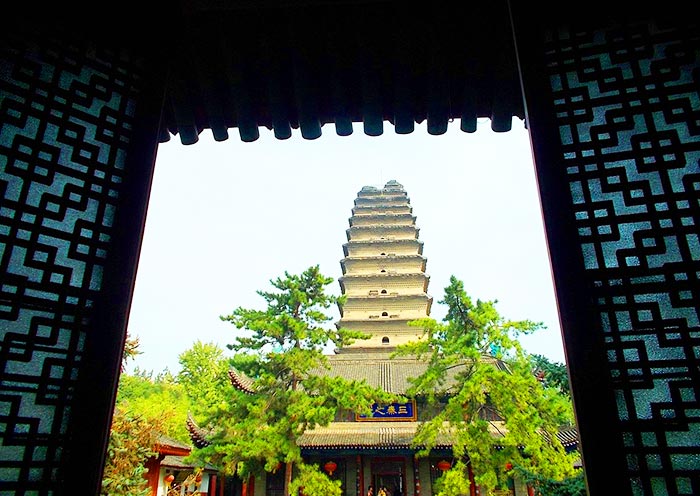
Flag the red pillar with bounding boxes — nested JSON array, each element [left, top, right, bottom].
[[208, 475, 217, 496], [144, 455, 165, 496], [358, 455, 364, 496], [413, 456, 420, 496], [467, 464, 477, 496]]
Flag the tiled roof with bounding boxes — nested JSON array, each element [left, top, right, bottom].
[[299, 421, 579, 450], [186, 412, 213, 449], [318, 353, 507, 394], [550, 425, 579, 448], [157, 434, 192, 451], [227, 354, 507, 395], [298, 422, 449, 449], [228, 368, 256, 393], [190, 357, 579, 451], [161, 455, 218, 471]]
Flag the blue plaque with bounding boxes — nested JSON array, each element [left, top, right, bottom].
[[356, 400, 417, 421]]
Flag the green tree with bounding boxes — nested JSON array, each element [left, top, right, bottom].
[[530, 354, 572, 397], [177, 340, 231, 418], [395, 276, 580, 496], [101, 407, 162, 496], [116, 373, 190, 442], [121, 333, 142, 371], [188, 265, 396, 496], [102, 334, 186, 495]]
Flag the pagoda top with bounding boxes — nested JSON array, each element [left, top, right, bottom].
[[359, 180, 405, 194]]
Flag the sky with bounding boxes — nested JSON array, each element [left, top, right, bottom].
[[124, 118, 568, 375]]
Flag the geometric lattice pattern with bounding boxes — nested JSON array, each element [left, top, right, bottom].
[[0, 28, 140, 491], [546, 20, 700, 495]]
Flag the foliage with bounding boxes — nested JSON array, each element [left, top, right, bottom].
[[100, 407, 160, 496], [188, 265, 396, 496], [177, 340, 231, 417], [431, 459, 472, 496], [121, 333, 142, 371], [394, 276, 579, 495], [116, 372, 190, 442], [529, 354, 571, 397], [102, 333, 192, 494], [513, 465, 587, 496], [289, 462, 343, 496]]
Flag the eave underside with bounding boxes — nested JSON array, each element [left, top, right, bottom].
[[159, 0, 524, 145]]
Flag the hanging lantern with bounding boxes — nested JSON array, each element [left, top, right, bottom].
[[324, 461, 338, 475], [505, 462, 513, 471], [436, 460, 451, 472], [164, 474, 175, 485]]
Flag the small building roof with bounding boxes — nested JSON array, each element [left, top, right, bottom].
[[156, 435, 192, 457], [161, 455, 218, 472]]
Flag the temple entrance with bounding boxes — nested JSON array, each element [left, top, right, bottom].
[[371, 458, 406, 496]]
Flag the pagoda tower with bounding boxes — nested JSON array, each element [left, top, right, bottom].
[[336, 180, 432, 352]]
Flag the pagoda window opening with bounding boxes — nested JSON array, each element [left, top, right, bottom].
[[381, 252, 386, 256], [382, 337, 390, 344], [381, 269, 387, 273], [381, 289, 387, 294], [382, 312, 389, 317]]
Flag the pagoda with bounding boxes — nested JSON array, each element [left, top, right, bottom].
[[187, 180, 579, 496], [336, 180, 432, 352]]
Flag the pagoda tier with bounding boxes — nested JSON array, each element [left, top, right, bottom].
[[354, 197, 408, 208], [342, 239, 424, 257], [336, 319, 427, 349], [348, 213, 417, 227], [339, 295, 432, 320], [345, 225, 419, 241], [352, 204, 412, 215], [339, 273, 430, 295], [340, 255, 427, 275], [336, 180, 431, 353]]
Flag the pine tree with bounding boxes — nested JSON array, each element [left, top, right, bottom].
[[395, 276, 581, 495], [188, 265, 396, 496]]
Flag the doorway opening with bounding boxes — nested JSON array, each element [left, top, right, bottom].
[[116, 119, 575, 495], [371, 458, 406, 496], [125, 120, 567, 376]]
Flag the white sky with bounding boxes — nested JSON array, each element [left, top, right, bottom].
[[124, 119, 568, 375]]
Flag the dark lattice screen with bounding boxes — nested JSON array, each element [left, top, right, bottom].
[[0, 25, 150, 491], [539, 18, 700, 495]]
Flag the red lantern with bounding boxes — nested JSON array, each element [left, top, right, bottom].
[[436, 460, 451, 472], [505, 462, 513, 471], [323, 461, 338, 475], [164, 474, 175, 485]]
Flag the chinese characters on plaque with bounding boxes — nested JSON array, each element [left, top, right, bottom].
[[356, 400, 417, 421]]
